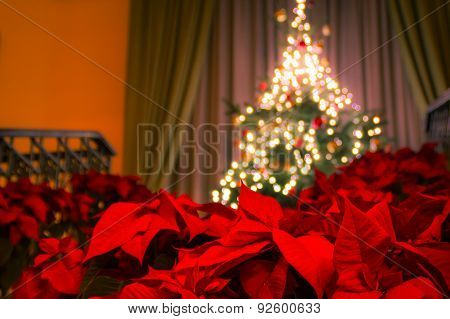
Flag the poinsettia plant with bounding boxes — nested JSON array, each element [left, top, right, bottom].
[[0, 172, 152, 296], [1, 144, 449, 298]]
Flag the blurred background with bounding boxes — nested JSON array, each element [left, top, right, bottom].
[[0, 0, 448, 201]]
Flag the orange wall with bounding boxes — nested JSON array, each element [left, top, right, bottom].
[[0, 0, 130, 173]]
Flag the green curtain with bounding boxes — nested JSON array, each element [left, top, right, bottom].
[[123, 0, 216, 190], [388, 0, 449, 113]]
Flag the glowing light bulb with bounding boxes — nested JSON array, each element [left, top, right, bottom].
[[373, 116, 380, 124], [354, 129, 363, 139]]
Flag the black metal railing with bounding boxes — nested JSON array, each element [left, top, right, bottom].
[[426, 89, 449, 156], [0, 129, 115, 187]]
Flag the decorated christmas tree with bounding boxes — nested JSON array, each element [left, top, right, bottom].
[[212, 0, 385, 207]]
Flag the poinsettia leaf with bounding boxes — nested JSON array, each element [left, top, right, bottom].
[[203, 213, 238, 238], [11, 268, 60, 299], [332, 290, 382, 299], [392, 193, 446, 241], [334, 197, 391, 273], [367, 200, 396, 241], [200, 202, 237, 220], [34, 253, 52, 267], [415, 243, 450, 292], [138, 268, 198, 298], [23, 195, 48, 222], [240, 258, 288, 298], [16, 214, 39, 241], [119, 282, 170, 298], [9, 225, 22, 245], [314, 169, 336, 196], [175, 240, 271, 274], [273, 229, 334, 298], [115, 179, 133, 198], [220, 218, 271, 246], [38, 238, 60, 255], [393, 241, 448, 295], [160, 191, 208, 240], [64, 249, 85, 269], [417, 199, 449, 242], [41, 262, 84, 295], [158, 192, 181, 231], [0, 208, 19, 224], [384, 277, 442, 299], [335, 269, 372, 292], [203, 278, 230, 294], [84, 203, 157, 261], [121, 215, 178, 264], [82, 275, 124, 298], [239, 183, 283, 228]]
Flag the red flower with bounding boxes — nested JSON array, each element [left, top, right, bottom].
[[0, 205, 39, 245], [240, 258, 288, 298], [71, 171, 153, 203], [12, 268, 60, 299], [34, 237, 85, 295], [125, 267, 231, 299]]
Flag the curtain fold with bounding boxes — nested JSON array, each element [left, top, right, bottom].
[[168, 0, 287, 200], [388, 0, 450, 113], [123, 0, 216, 190]]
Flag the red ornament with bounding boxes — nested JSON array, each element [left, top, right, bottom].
[[258, 81, 268, 91], [295, 137, 303, 148], [312, 117, 323, 129], [286, 92, 293, 103], [298, 41, 307, 49]]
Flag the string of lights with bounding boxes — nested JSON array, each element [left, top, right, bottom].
[[212, 0, 384, 207]]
